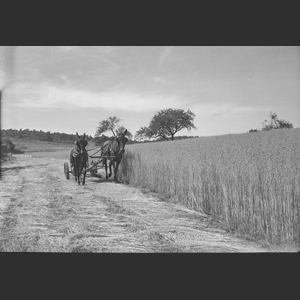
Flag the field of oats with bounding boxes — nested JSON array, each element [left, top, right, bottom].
[[120, 129, 300, 245]]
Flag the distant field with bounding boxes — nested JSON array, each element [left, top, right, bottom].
[[120, 129, 300, 245], [10, 139, 98, 160]]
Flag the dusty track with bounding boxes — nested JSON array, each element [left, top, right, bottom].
[[0, 156, 271, 252]]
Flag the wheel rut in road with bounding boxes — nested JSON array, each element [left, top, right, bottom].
[[0, 157, 271, 252]]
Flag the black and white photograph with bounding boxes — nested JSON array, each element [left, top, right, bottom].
[[0, 46, 299, 252]]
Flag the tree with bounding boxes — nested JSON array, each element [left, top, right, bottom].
[[44, 131, 53, 142], [95, 116, 133, 140], [262, 112, 293, 131], [135, 108, 196, 141], [95, 116, 121, 137]]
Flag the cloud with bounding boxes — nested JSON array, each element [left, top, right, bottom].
[[56, 46, 79, 52], [159, 46, 174, 66], [4, 81, 182, 113], [228, 106, 269, 115], [58, 74, 71, 86], [153, 77, 166, 83], [184, 99, 232, 116], [186, 101, 268, 117]]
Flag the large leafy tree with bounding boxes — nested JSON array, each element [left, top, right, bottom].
[[135, 108, 196, 141]]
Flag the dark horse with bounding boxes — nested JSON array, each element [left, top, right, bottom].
[[101, 129, 128, 182], [70, 132, 89, 185]]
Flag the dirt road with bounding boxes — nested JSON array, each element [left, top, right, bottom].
[[0, 156, 271, 252]]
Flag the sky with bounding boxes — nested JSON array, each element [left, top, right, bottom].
[[1, 46, 299, 138]]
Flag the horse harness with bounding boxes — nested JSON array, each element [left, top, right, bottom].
[[71, 141, 89, 168], [101, 138, 125, 158]]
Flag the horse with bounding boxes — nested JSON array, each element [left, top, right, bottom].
[[101, 129, 128, 182], [70, 132, 89, 185]]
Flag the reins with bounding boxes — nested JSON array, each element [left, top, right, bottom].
[[86, 146, 102, 152], [85, 134, 126, 159]]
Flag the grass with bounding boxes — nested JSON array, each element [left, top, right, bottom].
[[119, 128, 300, 246]]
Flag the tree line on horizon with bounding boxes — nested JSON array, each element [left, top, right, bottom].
[[1, 109, 295, 146], [0, 128, 95, 143], [2, 110, 294, 147], [1, 126, 199, 145], [0, 109, 199, 146]]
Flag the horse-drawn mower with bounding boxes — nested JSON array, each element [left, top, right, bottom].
[[64, 130, 128, 185], [63, 151, 119, 182]]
